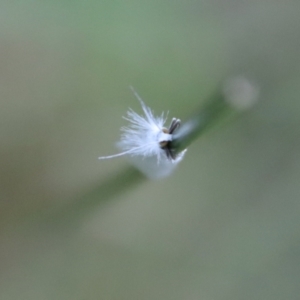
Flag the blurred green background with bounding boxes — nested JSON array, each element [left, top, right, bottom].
[[1, 1, 300, 299]]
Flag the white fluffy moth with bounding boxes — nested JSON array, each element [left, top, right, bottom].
[[98, 87, 187, 179]]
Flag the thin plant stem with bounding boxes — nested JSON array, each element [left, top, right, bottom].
[[25, 78, 258, 228], [172, 91, 231, 155]]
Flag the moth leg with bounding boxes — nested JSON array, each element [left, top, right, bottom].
[[168, 118, 181, 134], [164, 147, 176, 160]]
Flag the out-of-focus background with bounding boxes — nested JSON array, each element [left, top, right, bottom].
[[1, 1, 300, 299]]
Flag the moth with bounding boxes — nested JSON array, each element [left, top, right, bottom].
[[99, 87, 186, 179]]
